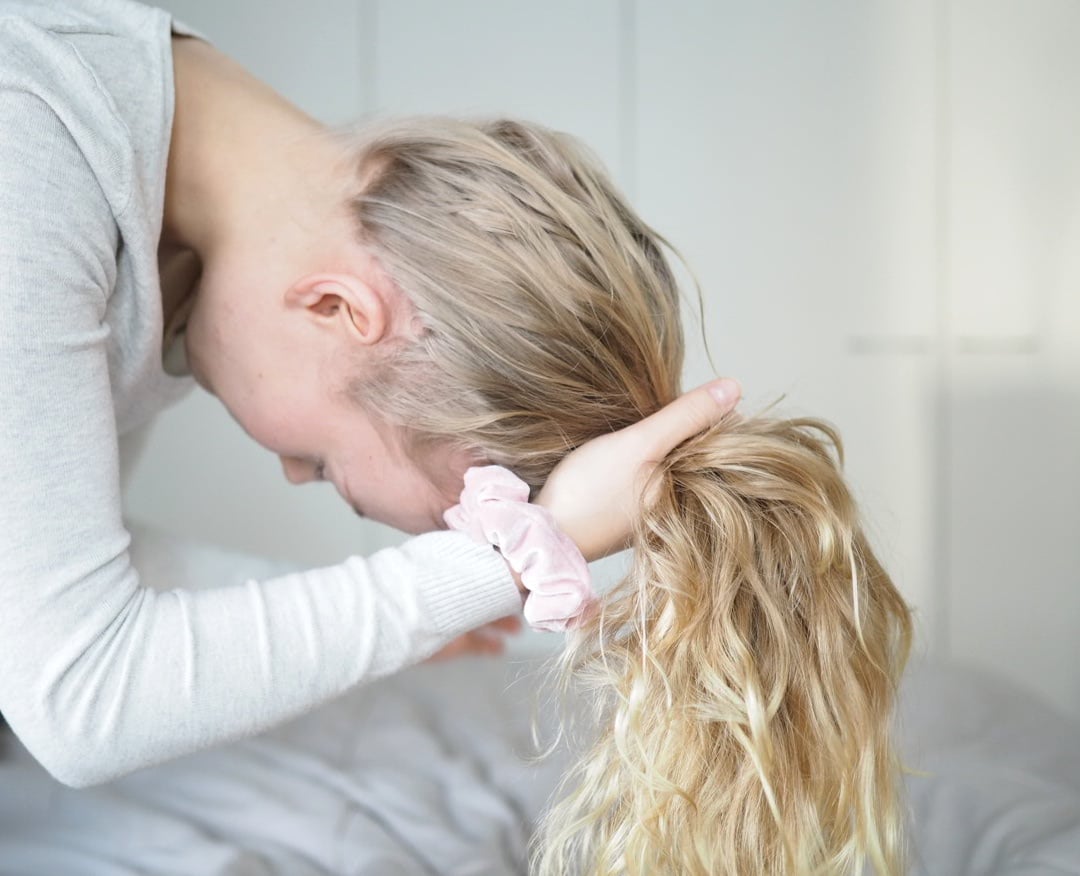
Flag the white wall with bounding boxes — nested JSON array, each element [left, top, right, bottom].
[[126, 1, 1080, 714]]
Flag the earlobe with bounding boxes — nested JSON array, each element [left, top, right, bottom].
[[285, 273, 388, 344]]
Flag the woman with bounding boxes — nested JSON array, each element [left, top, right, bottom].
[[0, 0, 736, 788], [2, 0, 913, 872]]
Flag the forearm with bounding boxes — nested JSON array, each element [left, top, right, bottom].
[[0, 532, 519, 787]]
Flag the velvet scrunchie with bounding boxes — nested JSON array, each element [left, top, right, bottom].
[[444, 465, 597, 632]]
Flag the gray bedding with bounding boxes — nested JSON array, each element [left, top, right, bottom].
[[0, 528, 1076, 875]]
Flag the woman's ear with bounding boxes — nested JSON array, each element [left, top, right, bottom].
[[284, 273, 388, 345]]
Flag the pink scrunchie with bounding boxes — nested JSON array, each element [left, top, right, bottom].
[[443, 465, 596, 632]]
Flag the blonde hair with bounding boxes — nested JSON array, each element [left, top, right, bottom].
[[340, 115, 913, 874], [539, 416, 912, 874]]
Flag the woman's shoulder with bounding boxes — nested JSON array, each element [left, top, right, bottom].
[[0, 0, 167, 39], [0, 0, 177, 218]]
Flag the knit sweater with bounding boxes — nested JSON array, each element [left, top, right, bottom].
[[0, 0, 521, 788]]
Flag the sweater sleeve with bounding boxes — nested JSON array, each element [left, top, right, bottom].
[[0, 92, 521, 788]]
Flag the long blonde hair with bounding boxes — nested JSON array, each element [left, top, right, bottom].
[[340, 115, 913, 874]]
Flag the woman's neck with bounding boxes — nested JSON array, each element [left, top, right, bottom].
[[163, 36, 331, 259], [160, 36, 350, 347]]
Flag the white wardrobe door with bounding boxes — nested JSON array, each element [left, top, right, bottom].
[[168, 0, 365, 124], [370, 0, 624, 182], [946, 0, 1080, 715], [634, 2, 941, 649]]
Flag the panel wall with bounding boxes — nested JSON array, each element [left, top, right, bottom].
[[368, 0, 624, 180], [945, 0, 1080, 711], [634, 1, 940, 651]]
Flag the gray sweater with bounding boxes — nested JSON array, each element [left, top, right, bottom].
[[0, 0, 520, 787]]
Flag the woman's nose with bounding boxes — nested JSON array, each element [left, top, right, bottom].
[[280, 456, 316, 485]]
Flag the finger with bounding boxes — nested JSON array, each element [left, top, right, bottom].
[[486, 615, 523, 633], [634, 378, 741, 455], [469, 631, 506, 655]]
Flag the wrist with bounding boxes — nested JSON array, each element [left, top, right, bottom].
[[532, 497, 611, 563], [444, 465, 597, 632]]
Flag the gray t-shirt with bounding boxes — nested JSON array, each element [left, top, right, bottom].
[[0, 0, 520, 787]]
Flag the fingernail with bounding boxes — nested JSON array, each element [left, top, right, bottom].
[[708, 378, 741, 406]]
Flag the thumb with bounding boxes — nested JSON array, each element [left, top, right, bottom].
[[634, 378, 742, 458]]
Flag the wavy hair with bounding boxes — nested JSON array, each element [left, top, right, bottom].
[[536, 414, 912, 874], [338, 115, 913, 874]]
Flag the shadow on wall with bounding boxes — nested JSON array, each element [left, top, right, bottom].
[[945, 366, 1080, 717]]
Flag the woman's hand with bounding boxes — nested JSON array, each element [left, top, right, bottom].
[[425, 615, 523, 662], [536, 378, 741, 562]]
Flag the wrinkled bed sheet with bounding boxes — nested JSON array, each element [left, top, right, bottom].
[[0, 527, 1077, 875], [0, 656, 557, 876]]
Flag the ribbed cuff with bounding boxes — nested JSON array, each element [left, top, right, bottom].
[[405, 531, 523, 639]]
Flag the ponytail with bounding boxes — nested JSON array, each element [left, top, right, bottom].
[[533, 415, 913, 875]]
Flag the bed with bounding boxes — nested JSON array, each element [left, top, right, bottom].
[[0, 525, 1078, 875]]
